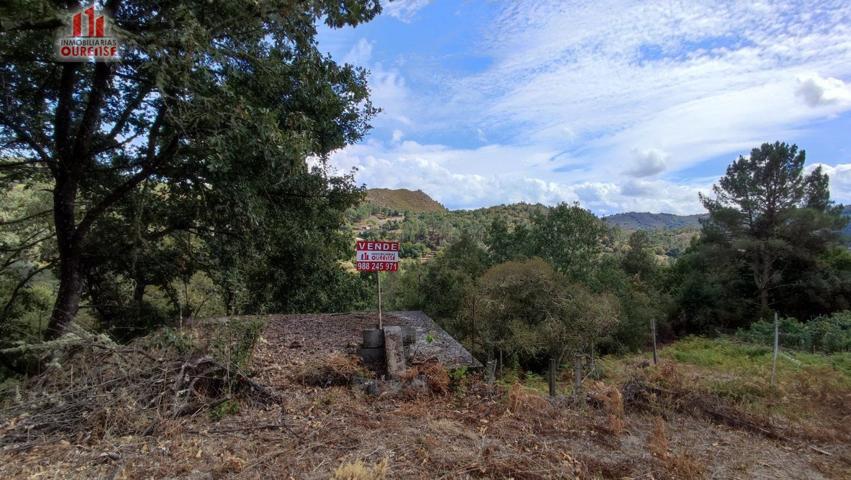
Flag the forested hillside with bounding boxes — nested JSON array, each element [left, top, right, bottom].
[[348, 191, 698, 262], [602, 211, 706, 230]]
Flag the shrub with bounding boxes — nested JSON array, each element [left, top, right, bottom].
[[735, 312, 851, 353]]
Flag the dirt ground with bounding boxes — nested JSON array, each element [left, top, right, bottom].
[[1, 318, 848, 479]]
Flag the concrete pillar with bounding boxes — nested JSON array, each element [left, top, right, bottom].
[[383, 326, 406, 378]]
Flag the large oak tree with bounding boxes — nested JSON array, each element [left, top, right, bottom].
[[0, 0, 380, 337]]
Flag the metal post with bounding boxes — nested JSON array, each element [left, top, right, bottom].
[[377, 271, 383, 330], [771, 311, 779, 388]]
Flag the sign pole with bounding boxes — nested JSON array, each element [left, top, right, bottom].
[[355, 240, 398, 330], [377, 271, 383, 330]]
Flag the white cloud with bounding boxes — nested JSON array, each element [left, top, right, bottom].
[[323, 1, 851, 214], [439, 1, 851, 175], [328, 140, 709, 214], [796, 74, 851, 107], [625, 148, 668, 177], [383, 0, 431, 22], [343, 38, 373, 65]]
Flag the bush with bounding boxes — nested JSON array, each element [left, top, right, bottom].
[[736, 312, 851, 353]]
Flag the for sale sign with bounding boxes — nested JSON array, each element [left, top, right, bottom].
[[356, 240, 400, 272]]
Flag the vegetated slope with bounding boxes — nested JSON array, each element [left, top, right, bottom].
[[366, 188, 446, 213], [603, 211, 707, 231]]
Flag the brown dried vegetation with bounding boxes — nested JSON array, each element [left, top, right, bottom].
[[1, 319, 849, 479]]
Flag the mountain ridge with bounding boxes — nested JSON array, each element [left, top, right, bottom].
[[602, 211, 706, 231], [366, 188, 707, 231]]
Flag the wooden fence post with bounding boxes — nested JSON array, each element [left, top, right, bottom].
[[574, 354, 583, 405], [651, 317, 658, 365], [548, 357, 557, 397]]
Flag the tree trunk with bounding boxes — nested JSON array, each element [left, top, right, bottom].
[[759, 286, 769, 317], [133, 278, 146, 322], [45, 175, 83, 339], [46, 254, 83, 338]]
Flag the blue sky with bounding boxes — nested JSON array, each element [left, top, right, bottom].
[[318, 0, 851, 214]]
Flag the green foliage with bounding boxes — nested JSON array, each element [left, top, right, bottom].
[[144, 327, 196, 355], [0, 181, 56, 343], [528, 203, 609, 282], [658, 336, 851, 382], [209, 399, 240, 422], [736, 312, 851, 353], [468, 258, 619, 368], [209, 317, 265, 372], [683, 142, 850, 327], [387, 235, 490, 326], [1, 0, 382, 337]]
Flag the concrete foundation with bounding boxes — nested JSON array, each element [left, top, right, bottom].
[[382, 326, 406, 379]]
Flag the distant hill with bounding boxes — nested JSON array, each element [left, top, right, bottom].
[[603, 212, 706, 231], [366, 188, 446, 213]]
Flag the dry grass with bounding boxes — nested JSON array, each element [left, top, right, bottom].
[[0, 330, 274, 446], [648, 416, 669, 459], [589, 381, 625, 436], [333, 458, 389, 480], [507, 382, 552, 414], [399, 359, 450, 395], [647, 416, 706, 479], [296, 354, 370, 387], [2, 331, 848, 479]]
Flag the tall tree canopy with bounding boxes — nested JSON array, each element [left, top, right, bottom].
[[675, 142, 849, 327], [0, 0, 381, 337]]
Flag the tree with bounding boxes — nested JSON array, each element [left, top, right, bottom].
[[0, 1, 380, 337], [485, 217, 514, 263], [529, 203, 608, 282], [695, 142, 847, 321], [469, 258, 619, 371], [622, 230, 658, 282], [419, 234, 490, 322]]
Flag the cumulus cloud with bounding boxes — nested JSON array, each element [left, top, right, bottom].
[[796, 74, 851, 108], [625, 148, 668, 177], [328, 140, 708, 214]]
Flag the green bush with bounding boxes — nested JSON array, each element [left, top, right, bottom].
[[736, 312, 851, 353], [209, 317, 265, 371]]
